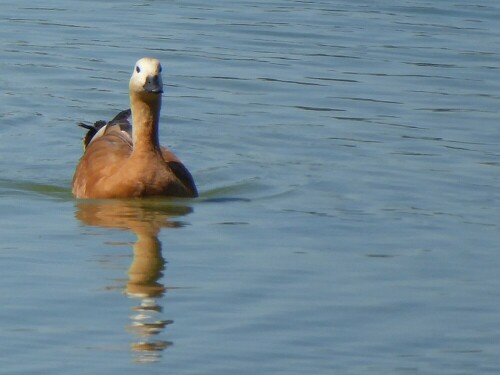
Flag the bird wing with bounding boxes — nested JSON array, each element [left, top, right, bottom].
[[78, 109, 132, 150], [161, 147, 198, 197], [72, 109, 134, 197]]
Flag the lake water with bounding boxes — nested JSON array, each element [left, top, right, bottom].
[[0, 0, 499, 374]]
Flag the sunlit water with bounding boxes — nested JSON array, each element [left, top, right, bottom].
[[0, 1, 499, 374]]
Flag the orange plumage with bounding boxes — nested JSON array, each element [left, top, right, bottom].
[[72, 58, 197, 199]]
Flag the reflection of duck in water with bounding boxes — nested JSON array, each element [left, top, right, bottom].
[[75, 199, 192, 363], [126, 226, 172, 363]]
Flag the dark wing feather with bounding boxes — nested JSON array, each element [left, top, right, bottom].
[[167, 160, 198, 197], [107, 109, 132, 137], [78, 120, 107, 150], [78, 109, 132, 150]]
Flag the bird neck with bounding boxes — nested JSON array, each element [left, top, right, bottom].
[[131, 94, 162, 154]]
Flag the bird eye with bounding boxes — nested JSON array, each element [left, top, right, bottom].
[[136, 66, 141, 73]]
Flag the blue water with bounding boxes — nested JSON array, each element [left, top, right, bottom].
[[1, 1, 500, 374]]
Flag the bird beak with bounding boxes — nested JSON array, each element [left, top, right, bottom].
[[144, 75, 163, 94]]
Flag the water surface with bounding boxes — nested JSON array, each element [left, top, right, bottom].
[[1, 1, 500, 374]]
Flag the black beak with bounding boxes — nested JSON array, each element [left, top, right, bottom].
[[144, 75, 163, 94]]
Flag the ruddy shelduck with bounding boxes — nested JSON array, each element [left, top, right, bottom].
[[72, 58, 198, 199]]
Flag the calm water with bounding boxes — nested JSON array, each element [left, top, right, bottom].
[[0, 0, 499, 374]]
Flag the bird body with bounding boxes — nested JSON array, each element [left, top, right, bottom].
[[72, 58, 197, 199]]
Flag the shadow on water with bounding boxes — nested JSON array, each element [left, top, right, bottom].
[[74, 198, 193, 364], [198, 177, 294, 203], [0, 178, 73, 200]]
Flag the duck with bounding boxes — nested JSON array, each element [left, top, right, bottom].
[[72, 57, 198, 199]]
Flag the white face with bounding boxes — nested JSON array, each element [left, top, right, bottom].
[[129, 57, 164, 95]]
